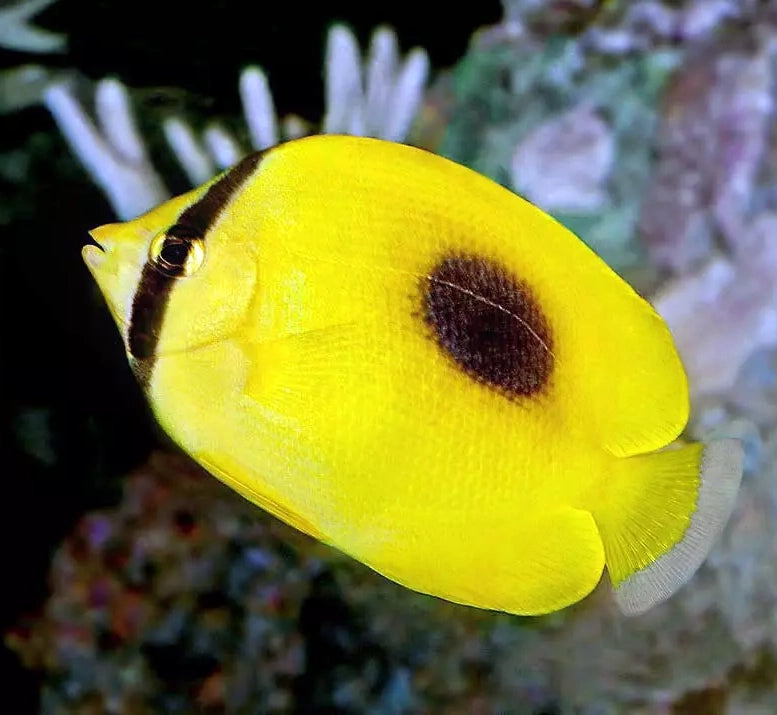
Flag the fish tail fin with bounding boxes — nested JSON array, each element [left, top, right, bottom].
[[594, 439, 742, 616]]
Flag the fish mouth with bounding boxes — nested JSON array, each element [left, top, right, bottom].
[[82, 234, 106, 270], [82, 232, 128, 330], [87, 233, 106, 252]]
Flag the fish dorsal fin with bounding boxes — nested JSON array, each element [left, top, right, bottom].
[[568, 262, 690, 456]]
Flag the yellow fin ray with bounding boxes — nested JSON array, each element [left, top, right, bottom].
[[594, 439, 742, 615]]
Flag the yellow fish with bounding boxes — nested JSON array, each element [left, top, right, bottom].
[[83, 135, 742, 616]]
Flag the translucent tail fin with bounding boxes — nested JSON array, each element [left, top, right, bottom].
[[595, 439, 742, 616]]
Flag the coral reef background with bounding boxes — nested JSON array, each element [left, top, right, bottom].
[[3, 0, 777, 712]]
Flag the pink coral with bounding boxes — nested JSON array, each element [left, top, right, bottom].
[[653, 212, 777, 397], [640, 40, 773, 273], [511, 103, 615, 212]]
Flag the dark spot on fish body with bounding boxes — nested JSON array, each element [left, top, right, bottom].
[[423, 254, 554, 399]]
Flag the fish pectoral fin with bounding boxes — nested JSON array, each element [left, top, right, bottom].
[[243, 323, 369, 415], [196, 449, 326, 541]]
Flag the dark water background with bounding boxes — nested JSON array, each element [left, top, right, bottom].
[[0, 1, 501, 710]]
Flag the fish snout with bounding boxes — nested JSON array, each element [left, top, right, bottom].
[[82, 235, 106, 270]]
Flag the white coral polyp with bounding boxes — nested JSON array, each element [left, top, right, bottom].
[[44, 24, 429, 220]]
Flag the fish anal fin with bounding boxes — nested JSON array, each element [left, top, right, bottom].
[[368, 506, 605, 616], [491, 507, 605, 615]]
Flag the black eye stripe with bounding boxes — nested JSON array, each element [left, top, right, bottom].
[[166, 223, 201, 241], [126, 150, 265, 387]]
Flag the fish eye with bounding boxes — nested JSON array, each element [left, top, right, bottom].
[[149, 230, 205, 278], [161, 239, 189, 266]]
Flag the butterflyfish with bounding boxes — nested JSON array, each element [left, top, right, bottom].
[[83, 135, 743, 616]]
